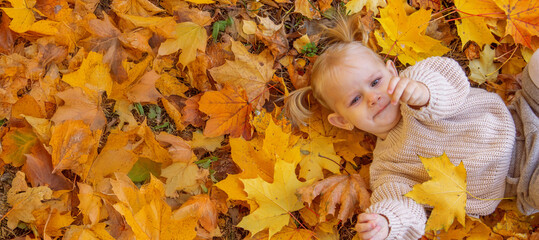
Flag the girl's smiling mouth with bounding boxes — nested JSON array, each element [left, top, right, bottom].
[[374, 102, 389, 118]]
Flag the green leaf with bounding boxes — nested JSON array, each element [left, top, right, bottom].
[[212, 17, 233, 41], [195, 156, 217, 169], [127, 157, 162, 183], [134, 103, 144, 115]]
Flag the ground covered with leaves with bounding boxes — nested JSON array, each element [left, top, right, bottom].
[[0, 0, 538, 239]]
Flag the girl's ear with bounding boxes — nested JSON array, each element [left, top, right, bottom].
[[328, 113, 353, 130], [386, 60, 398, 77]]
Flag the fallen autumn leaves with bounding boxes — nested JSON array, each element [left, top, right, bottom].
[[0, 0, 538, 239]]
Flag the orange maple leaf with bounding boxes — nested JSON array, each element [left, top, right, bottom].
[[492, 0, 539, 49], [198, 86, 253, 139]]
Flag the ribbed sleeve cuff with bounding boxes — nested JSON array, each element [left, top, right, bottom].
[[366, 200, 425, 240]]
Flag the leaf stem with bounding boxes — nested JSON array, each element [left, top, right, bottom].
[[466, 190, 515, 201]]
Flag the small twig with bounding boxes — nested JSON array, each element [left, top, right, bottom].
[[318, 154, 351, 175], [488, 46, 519, 77]]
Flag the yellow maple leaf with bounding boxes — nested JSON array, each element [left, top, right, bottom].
[[237, 159, 313, 238], [158, 21, 207, 69], [453, 0, 503, 47], [1, 0, 36, 33], [404, 153, 467, 232], [209, 41, 275, 109], [214, 137, 275, 201], [453, 0, 501, 48], [215, 118, 301, 201], [375, 0, 449, 65], [345, 0, 387, 15], [298, 137, 341, 181], [111, 174, 197, 239], [62, 51, 113, 97], [263, 118, 299, 161], [456, 16, 498, 48]]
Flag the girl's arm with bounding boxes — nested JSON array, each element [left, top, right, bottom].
[[399, 57, 470, 121]]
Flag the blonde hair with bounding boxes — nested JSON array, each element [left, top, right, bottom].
[[285, 13, 382, 125]]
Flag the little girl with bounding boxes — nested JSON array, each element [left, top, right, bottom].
[[285, 16, 539, 239]]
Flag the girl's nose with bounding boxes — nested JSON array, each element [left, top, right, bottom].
[[367, 92, 381, 106]]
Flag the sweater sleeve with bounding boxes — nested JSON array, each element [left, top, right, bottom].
[[366, 181, 427, 239], [399, 57, 470, 122]]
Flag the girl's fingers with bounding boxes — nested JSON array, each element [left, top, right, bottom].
[[362, 225, 382, 240], [387, 77, 400, 94], [356, 221, 376, 232], [358, 213, 379, 222], [401, 83, 418, 103], [391, 78, 409, 104]]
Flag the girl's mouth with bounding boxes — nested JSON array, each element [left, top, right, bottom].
[[374, 103, 389, 118]]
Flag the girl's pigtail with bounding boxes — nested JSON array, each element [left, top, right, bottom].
[[320, 13, 365, 46], [285, 86, 314, 126]]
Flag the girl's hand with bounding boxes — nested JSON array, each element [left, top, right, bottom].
[[387, 76, 430, 108], [355, 213, 389, 240]]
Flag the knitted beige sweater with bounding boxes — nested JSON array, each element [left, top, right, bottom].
[[366, 57, 516, 239]]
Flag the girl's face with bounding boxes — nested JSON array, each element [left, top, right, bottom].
[[324, 52, 401, 139]]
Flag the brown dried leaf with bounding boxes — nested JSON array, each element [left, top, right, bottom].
[[297, 174, 370, 222], [22, 143, 71, 190], [182, 94, 206, 128], [410, 0, 441, 10], [0, 12, 16, 54]]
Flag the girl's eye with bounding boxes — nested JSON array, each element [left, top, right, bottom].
[[371, 78, 380, 87], [350, 95, 361, 106]]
